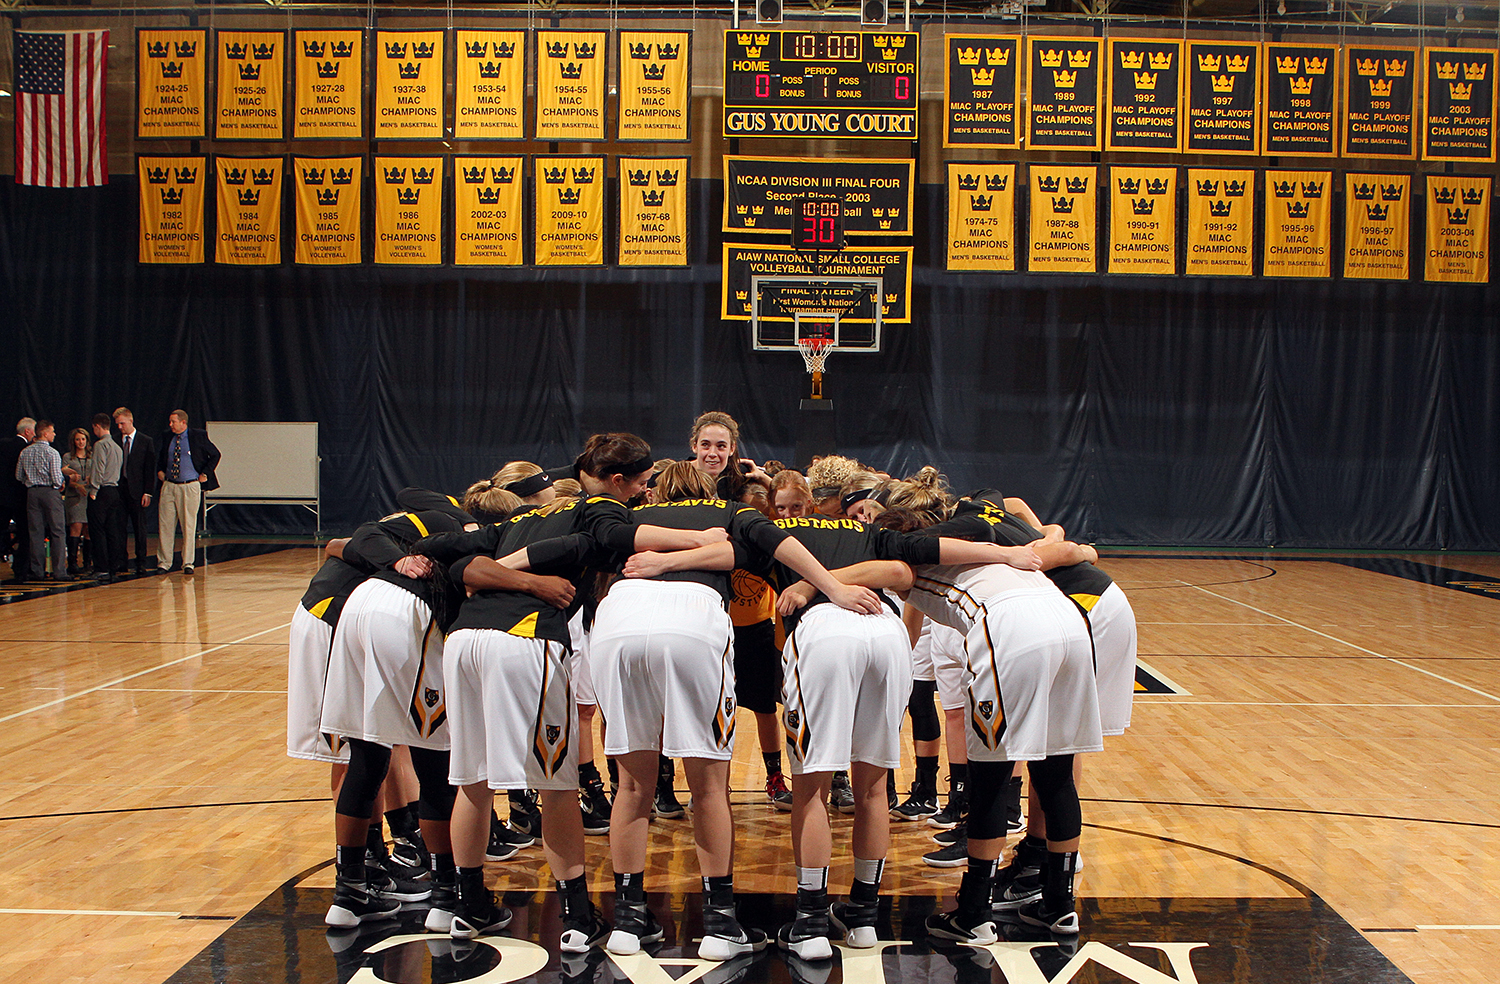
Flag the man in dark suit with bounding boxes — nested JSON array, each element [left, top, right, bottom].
[[154, 409, 220, 575], [2, 417, 36, 583], [113, 407, 157, 575]]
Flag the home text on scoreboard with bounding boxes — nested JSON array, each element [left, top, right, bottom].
[[723, 31, 919, 139]]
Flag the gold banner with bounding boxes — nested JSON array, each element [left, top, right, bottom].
[[535, 156, 605, 266], [1185, 169, 1254, 276], [137, 30, 207, 139], [1029, 165, 1097, 273], [619, 157, 688, 267], [618, 32, 690, 142], [454, 31, 526, 140], [1263, 170, 1331, 278], [946, 163, 1016, 271], [216, 157, 282, 265], [1425, 175, 1491, 283], [216, 31, 285, 140], [1108, 167, 1176, 274], [1344, 173, 1410, 280], [536, 31, 606, 141], [454, 158, 524, 266], [375, 31, 445, 139], [138, 156, 205, 263], [294, 157, 362, 265], [293, 31, 363, 140], [375, 157, 443, 265]]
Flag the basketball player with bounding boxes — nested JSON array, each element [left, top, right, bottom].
[[770, 470, 814, 520]]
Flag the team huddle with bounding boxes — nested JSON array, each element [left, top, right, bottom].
[[286, 411, 1138, 960]]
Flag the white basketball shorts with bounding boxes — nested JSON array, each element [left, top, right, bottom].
[[287, 602, 350, 763]]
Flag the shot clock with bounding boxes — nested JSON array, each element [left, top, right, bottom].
[[792, 197, 845, 251]]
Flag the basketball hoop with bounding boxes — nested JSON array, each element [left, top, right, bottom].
[[798, 337, 832, 399]]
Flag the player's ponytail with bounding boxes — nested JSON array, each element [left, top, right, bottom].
[[577, 433, 654, 480], [463, 478, 522, 523], [884, 465, 954, 527], [654, 460, 720, 503]]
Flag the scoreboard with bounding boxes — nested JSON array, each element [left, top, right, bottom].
[[724, 31, 919, 139]]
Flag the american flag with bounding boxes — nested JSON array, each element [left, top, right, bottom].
[[14, 29, 109, 188]]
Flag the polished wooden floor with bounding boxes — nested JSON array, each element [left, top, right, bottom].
[[1, 546, 1497, 984]]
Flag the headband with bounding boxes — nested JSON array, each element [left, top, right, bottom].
[[503, 472, 552, 499], [811, 485, 842, 502], [840, 488, 875, 512], [604, 454, 656, 478]]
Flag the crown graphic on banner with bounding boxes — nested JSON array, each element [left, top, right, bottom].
[[558, 187, 582, 204], [1434, 186, 1457, 203], [384, 167, 406, 184], [1462, 186, 1485, 204], [986, 174, 1007, 191], [972, 67, 995, 86], [1069, 49, 1092, 67], [560, 63, 584, 79], [1357, 57, 1380, 76], [1466, 61, 1488, 79], [412, 167, 434, 184], [1353, 182, 1376, 200], [1150, 50, 1172, 69], [1367, 203, 1390, 221], [1287, 201, 1310, 218], [1450, 82, 1472, 100], [1120, 50, 1144, 69], [317, 188, 339, 205], [331, 40, 353, 57], [658, 42, 680, 60], [1053, 70, 1077, 88], [1209, 199, 1233, 216], [958, 47, 981, 65], [1276, 55, 1300, 73], [657, 169, 679, 186], [1274, 179, 1296, 197], [629, 42, 652, 59], [1037, 175, 1061, 193], [543, 167, 565, 184], [318, 61, 339, 78], [872, 207, 885, 217], [1146, 177, 1169, 195], [642, 189, 666, 207], [1198, 53, 1221, 71], [495, 40, 516, 58], [386, 42, 408, 59], [628, 169, 651, 186], [1369, 78, 1393, 97], [462, 166, 485, 183], [1436, 62, 1459, 79], [1052, 196, 1074, 213], [958, 173, 981, 190], [304, 40, 325, 58], [1289, 77, 1314, 94], [396, 188, 420, 204], [743, 216, 757, 226], [1066, 175, 1089, 193], [225, 42, 248, 59], [575, 41, 596, 58], [1447, 206, 1468, 224], [412, 41, 434, 58], [479, 62, 502, 78], [1226, 53, 1250, 72], [643, 63, 667, 80], [178, 39, 197, 58], [878, 219, 893, 229], [1301, 181, 1323, 198], [573, 166, 596, 184], [303, 167, 325, 184], [1132, 198, 1155, 215], [160, 187, 184, 205], [331, 168, 354, 185], [1135, 71, 1157, 88], [224, 167, 247, 185], [399, 62, 422, 79], [1380, 182, 1404, 201], [476, 187, 500, 203], [1039, 49, 1064, 68], [466, 40, 488, 58], [146, 167, 170, 184], [252, 42, 274, 59], [146, 41, 169, 58], [238, 63, 261, 81], [1211, 75, 1235, 92], [987, 47, 1009, 66], [970, 193, 993, 211], [1305, 56, 1328, 74], [161, 62, 184, 78], [493, 166, 516, 183], [237, 188, 260, 205], [1118, 177, 1141, 194], [1383, 57, 1405, 76], [175, 166, 197, 184], [1196, 179, 1218, 196], [546, 40, 568, 58], [1225, 180, 1246, 197]]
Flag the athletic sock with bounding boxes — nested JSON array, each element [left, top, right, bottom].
[[578, 760, 601, 786], [796, 866, 829, 893], [335, 844, 366, 883], [951, 762, 969, 788], [457, 866, 487, 904], [385, 806, 417, 840], [958, 857, 998, 922], [365, 822, 387, 859], [703, 875, 734, 910], [851, 857, 885, 903], [916, 755, 939, 785], [557, 874, 590, 919], [615, 871, 646, 904], [433, 852, 455, 880], [762, 751, 783, 778], [1043, 851, 1079, 910]]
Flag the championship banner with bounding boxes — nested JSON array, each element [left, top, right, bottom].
[[536, 31, 606, 142], [1185, 169, 1254, 276], [945, 162, 1016, 272], [1344, 173, 1410, 280], [454, 31, 526, 140], [375, 32, 444, 139], [619, 157, 688, 267], [534, 156, 605, 266], [1422, 47, 1497, 162], [454, 157, 524, 266], [721, 244, 913, 323], [1106, 39, 1182, 152], [215, 156, 282, 265], [137, 30, 207, 139], [943, 35, 1020, 148], [1263, 171, 1332, 278], [1425, 175, 1491, 283], [1264, 44, 1338, 157], [618, 32, 690, 142], [293, 157, 361, 265], [375, 157, 443, 265], [138, 156, 205, 263], [723, 157, 914, 236], [1343, 46, 1418, 159], [216, 31, 285, 140], [1185, 41, 1260, 155], [1026, 38, 1102, 150], [1028, 165, 1098, 273], [1108, 167, 1176, 275], [293, 31, 363, 140]]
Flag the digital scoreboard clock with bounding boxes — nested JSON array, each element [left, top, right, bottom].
[[723, 31, 919, 140], [791, 197, 845, 251]]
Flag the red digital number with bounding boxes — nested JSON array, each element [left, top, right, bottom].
[[755, 73, 771, 98]]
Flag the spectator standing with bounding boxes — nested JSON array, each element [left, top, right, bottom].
[[87, 414, 126, 583], [154, 410, 220, 575], [113, 407, 156, 575], [15, 420, 71, 582], [61, 428, 91, 575], [2, 418, 36, 582]]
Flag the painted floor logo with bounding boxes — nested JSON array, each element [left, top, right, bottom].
[[164, 890, 1414, 984]]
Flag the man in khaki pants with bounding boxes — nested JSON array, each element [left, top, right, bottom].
[[154, 410, 220, 575]]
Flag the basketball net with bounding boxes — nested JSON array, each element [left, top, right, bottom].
[[798, 338, 831, 399]]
